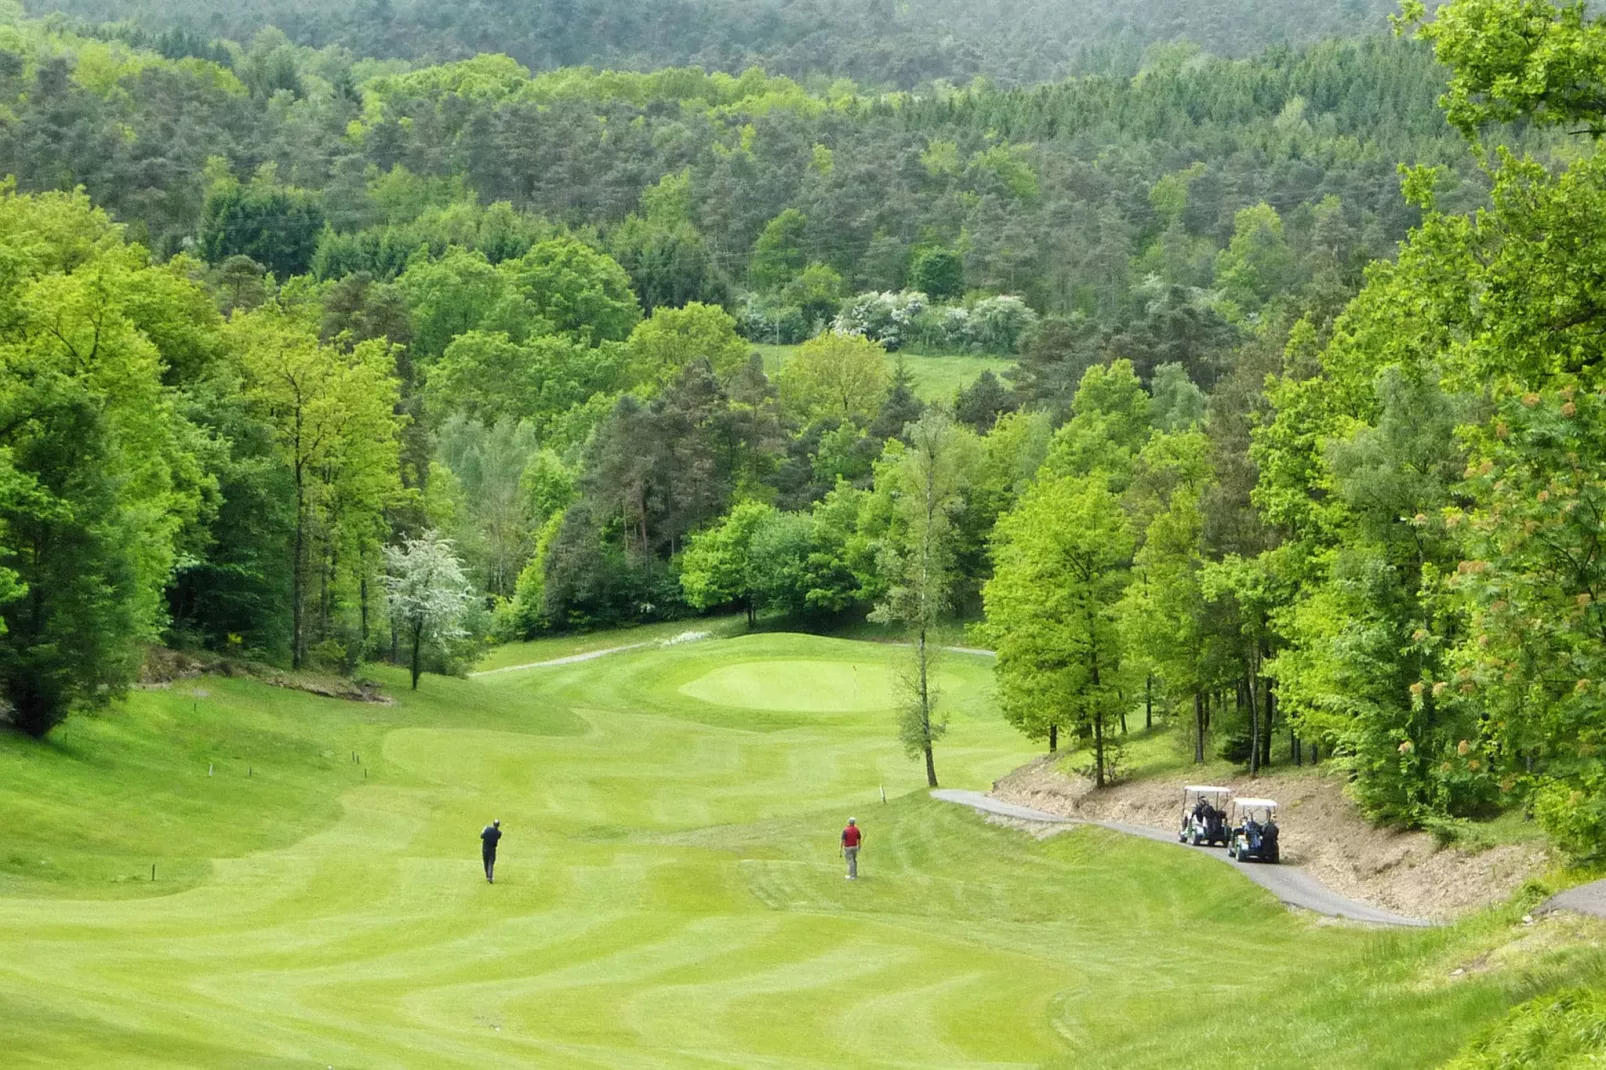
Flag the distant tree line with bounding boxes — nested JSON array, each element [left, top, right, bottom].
[[23, 0, 1415, 89]]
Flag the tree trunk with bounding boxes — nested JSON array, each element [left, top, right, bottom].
[[745, 594, 755, 627], [1193, 691, 1206, 763], [292, 478, 306, 671], [1090, 650, 1105, 788], [410, 619, 423, 690], [1292, 731, 1302, 767], [1048, 723, 1057, 753], [918, 626, 937, 787], [1092, 711, 1106, 788], [1260, 676, 1276, 769], [1246, 672, 1261, 776], [1145, 675, 1153, 731]]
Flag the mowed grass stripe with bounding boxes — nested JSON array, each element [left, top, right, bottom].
[[1, 632, 1604, 1067]]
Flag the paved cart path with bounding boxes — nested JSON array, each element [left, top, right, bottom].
[[469, 642, 654, 676], [1542, 878, 1606, 919], [932, 789, 1433, 928]]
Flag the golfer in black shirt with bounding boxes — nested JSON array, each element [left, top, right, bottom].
[[481, 819, 502, 883]]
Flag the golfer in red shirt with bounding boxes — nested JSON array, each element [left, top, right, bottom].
[[841, 818, 862, 880]]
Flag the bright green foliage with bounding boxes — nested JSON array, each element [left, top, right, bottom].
[[967, 144, 1040, 202], [678, 499, 777, 622], [984, 475, 1133, 779], [1455, 381, 1606, 853], [501, 237, 642, 344], [744, 486, 875, 619], [627, 301, 749, 386], [313, 197, 553, 282], [425, 330, 629, 433], [641, 169, 694, 227], [776, 331, 891, 424], [0, 186, 210, 735], [1118, 430, 1215, 760], [226, 304, 404, 669], [397, 248, 516, 360], [750, 208, 808, 291], [1214, 203, 1292, 314], [1149, 164, 1206, 225], [1403, 0, 1606, 137], [1042, 359, 1152, 486], [435, 416, 542, 599]]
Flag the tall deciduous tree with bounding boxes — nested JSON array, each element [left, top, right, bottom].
[[227, 305, 404, 668], [984, 475, 1133, 783], [678, 499, 776, 624], [871, 409, 978, 786], [628, 301, 749, 386], [1119, 430, 1216, 762], [776, 331, 890, 425]]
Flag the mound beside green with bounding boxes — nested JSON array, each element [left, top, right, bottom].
[[0, 632, 1602, 1067]]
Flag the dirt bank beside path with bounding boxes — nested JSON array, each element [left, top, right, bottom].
[[933, 789, 1428, 926], [992, 756, 1549, 922]]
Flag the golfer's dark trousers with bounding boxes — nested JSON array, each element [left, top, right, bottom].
[[483, 851, 496, 879]]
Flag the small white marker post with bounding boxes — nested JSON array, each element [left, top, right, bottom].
[[880, 785, 886, 804], [208, 763, 213, 777]]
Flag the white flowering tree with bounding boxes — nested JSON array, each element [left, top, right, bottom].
[[965, 295, 1038, 353], [382, 531, 476, 690], [833, 290, 927, 349]]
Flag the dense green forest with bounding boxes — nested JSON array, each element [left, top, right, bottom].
[[24, 0, 1417, 87], [10, 0, 1606, 873]]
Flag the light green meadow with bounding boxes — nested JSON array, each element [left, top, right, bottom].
[[0, 632, 1603, 1068], [752, 344, 1015, 403]]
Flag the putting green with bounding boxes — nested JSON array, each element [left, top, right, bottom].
[[679, 658, 955, 712], [0, 632, 1601, 1068]]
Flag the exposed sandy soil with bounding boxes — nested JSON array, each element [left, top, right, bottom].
[[992, 755, 1550, 921]]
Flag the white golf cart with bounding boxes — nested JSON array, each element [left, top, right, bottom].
[[1226, 798, 1280, 863], [1178, 785, 1232, 847]]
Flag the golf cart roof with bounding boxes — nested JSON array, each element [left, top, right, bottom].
[[1235, 798, 1278, 809], [1184, 786, 1232, 794]]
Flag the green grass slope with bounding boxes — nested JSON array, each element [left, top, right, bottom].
[[0, 632, 1602, 1068]]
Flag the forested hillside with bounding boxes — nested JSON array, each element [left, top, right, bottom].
[[0, 7, 1485, 327], [25, 0, 1417, 87]]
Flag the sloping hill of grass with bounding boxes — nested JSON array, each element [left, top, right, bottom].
[[0, 631, 1602, 1067]]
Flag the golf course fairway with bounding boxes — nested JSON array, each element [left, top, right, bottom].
[[1, 632, 1603, 1068]]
